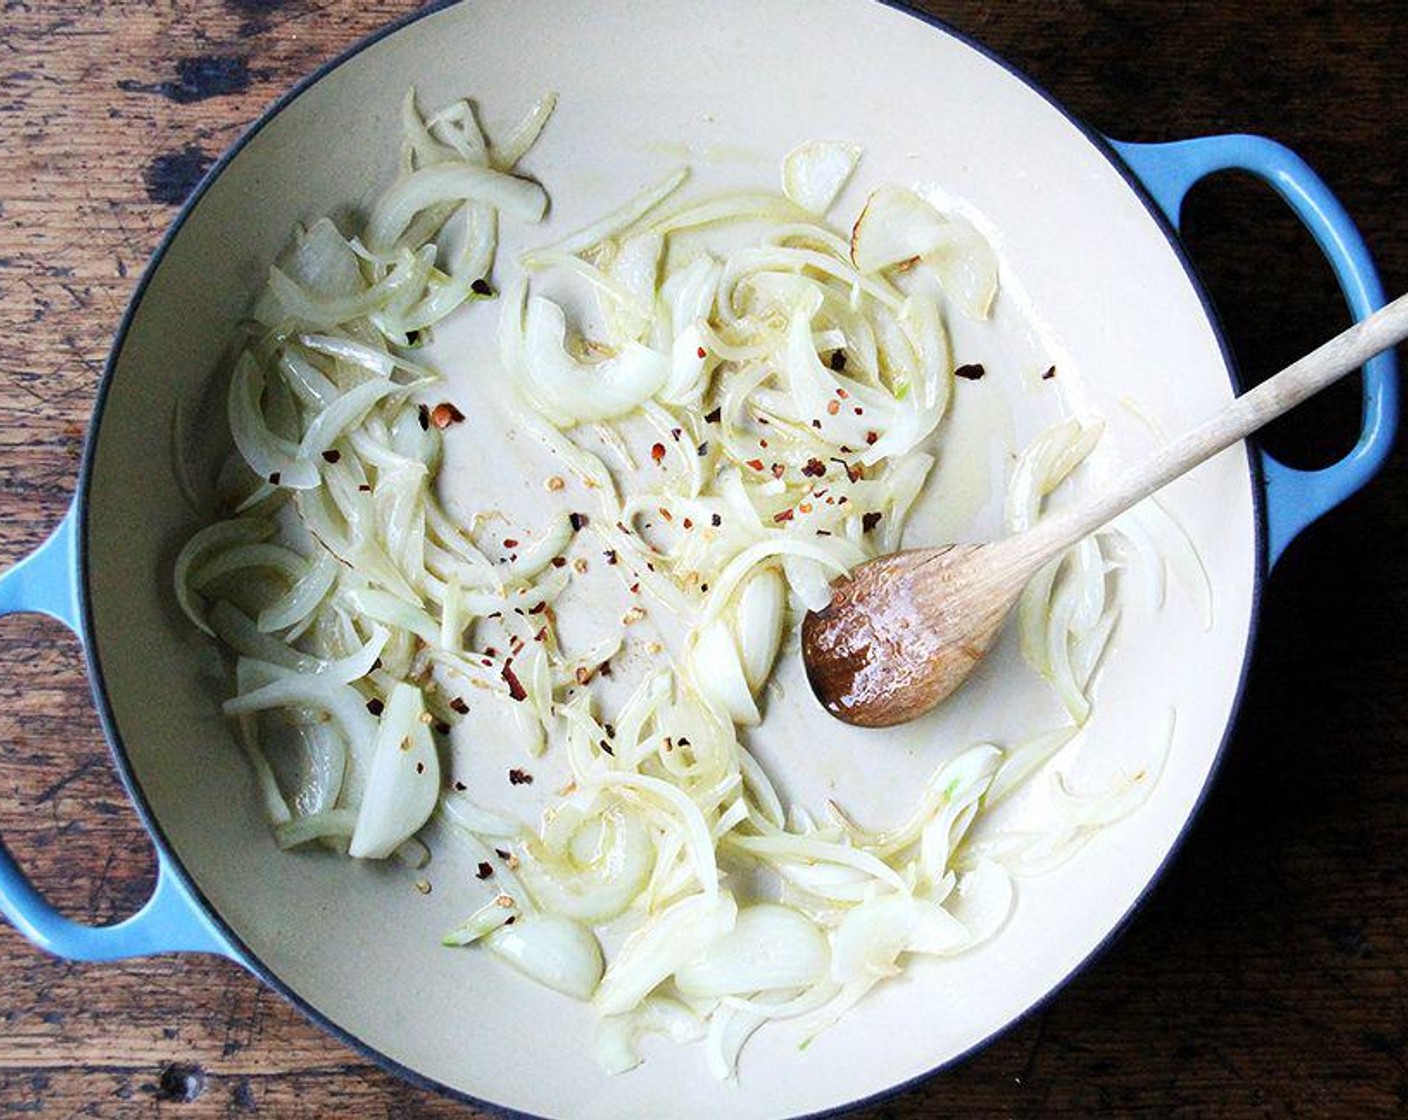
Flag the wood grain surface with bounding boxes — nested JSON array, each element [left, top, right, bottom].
[[0, 2, 1404, 1116]]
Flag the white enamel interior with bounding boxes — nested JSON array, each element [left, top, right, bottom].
[[84, 2, 1258, 1117]]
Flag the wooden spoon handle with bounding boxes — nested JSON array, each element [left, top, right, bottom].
[[1005, 291, 1408, 576]]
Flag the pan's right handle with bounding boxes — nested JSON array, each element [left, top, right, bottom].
[[1112, 135, 1399, 565], [0, 507, 234, 960]]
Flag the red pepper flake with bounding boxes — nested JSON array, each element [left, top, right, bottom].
[[550, 556, 568, 568], [836, 387, 850, 400], [771, 463, 785, 479], [697, 346, 707, 359], [508, 768, 533, 786], [569, 512, 589, 531], [802, 457, 826, 478], [658, 506, 673, 522], [799, 502, 813, 514], [528, 601, 548, 615], [773, 508, 795, 523], [321, 449, 341, 464], [471, 278, 495, 297], [629, 582, 640, 594], [826, 400, 841, 416], [838, 495, 850, 505], [358, 483, 373, 492], [651, 442, 667, 463], [670, 427, 682, 442], [268, 471, 281, 485], [502, 538, 519, 549], [449, 697, 469, 715], [501, 661, 528, 702], [828, 350, 848, 372], [862, 511, 883, 533], [417, 404, 431, 430], [533, 626, 548, 643], [759, 439, 769, 449], [853, 406, 864, 416], [431, 402, 466, 429], [575, 666, 594, 686], [603, 549, 618, 565], [704, 406, 722, 424], [866, 430, 879, 445], [811, 418, 823, 429], [494, 847, 511, 860], [366, 697, 385, 716], [746, 458, 765, 471], [831, 457, 862, 483], [597, 659, 613, 678], [682, 518, 693, 530], [954, 363, 986, 381], [696, 440, 709, 457], [476, 862, 494, 880], [1042, 364, 1057, 380]]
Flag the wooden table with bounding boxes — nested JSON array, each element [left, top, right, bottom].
[[0, 2, 1403, 1116]]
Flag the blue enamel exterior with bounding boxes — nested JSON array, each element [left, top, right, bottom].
[[1112, 136, 1399, 565], [0, 511, 234, 961]]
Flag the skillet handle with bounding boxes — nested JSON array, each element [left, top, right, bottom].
[[1110, 135, 1399, 566], [0, 506, 233, 960]]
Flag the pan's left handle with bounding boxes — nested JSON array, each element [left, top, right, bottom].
[[0, 505, 235, 961]]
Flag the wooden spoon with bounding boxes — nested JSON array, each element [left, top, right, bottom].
[[802, 293, 1408, 728]]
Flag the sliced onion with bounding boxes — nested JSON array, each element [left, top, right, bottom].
[[675, 904, 829, 998], [228, 354, 319, 490], [174, 518, 273, 635], [439, 791, 523, 840], [850, 186, 949, 273], [273, 807, 357, 850], [485, 913, 603, 1000], [592, 996, 705, 1076], [689, 617, 761, 727], [518, 808, 655, 923], [782, 140, 861, 215], [829, 893, 916, 982], [443, 895, 521, 946], [734, 567, 785, 692], [519, 295, 669, 424], [489, 90, 558, 171], [946, 860, 1014, 947], [593, 890, 738, 1017], [348, 682, 439, 859], [366, 161, 547, 252], [223, 676, 377, 756]]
